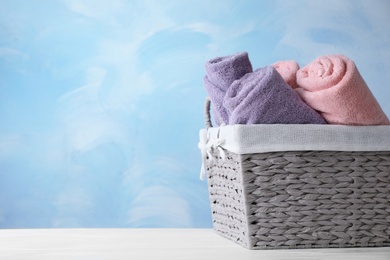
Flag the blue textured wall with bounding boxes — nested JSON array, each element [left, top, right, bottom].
[[1, 0, 389, 228]]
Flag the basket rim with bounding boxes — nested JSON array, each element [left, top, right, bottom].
[[199, 124, 390, 155]]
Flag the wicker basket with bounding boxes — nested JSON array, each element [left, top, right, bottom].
[[199, 98, 390, 249]]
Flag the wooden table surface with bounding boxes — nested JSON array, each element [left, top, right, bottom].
[[1, 229, 389, 260]]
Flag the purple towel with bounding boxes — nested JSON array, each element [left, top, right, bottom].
[[204, 52, 253, 125], [224, 66, 327, 125]]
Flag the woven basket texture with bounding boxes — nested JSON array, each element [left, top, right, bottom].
[[206, 148, 390, 249]]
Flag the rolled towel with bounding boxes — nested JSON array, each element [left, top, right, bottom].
[[272, 60, 300, 89], [224, 66, 327, 125], [295, 54, 390, 125], [204, 52, 253, 125]]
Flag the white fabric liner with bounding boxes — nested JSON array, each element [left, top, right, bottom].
[[200, 124, 390, 155]]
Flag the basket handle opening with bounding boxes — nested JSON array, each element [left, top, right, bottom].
[[204, 96, 213, 129], [204, 97, 226, 128]]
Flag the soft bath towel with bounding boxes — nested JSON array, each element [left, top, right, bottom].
[[272, 60, 300, 89], [295, 54, 390, 125], [204, 52, 253, 125], [223, 66, 327, 125]]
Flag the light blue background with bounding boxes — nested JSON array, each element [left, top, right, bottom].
[[1, 0, 389, 228]]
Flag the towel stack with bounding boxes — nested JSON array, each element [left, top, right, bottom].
[[203, 52, 390, 126]]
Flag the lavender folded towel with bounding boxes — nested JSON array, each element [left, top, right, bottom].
[[224, 66, 327, 125], [204, 52, 253, 125]]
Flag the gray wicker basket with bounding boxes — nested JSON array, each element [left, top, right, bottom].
[[199, 98, 390, 249]]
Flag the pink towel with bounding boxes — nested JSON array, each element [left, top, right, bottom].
[[272, 60, 300, 89], [295, 54, 390, 125]]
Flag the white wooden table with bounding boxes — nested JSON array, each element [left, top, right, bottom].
[[1, 229, 389, 260]]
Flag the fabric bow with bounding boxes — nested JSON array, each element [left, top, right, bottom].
[[198, 129, 226, 180]]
